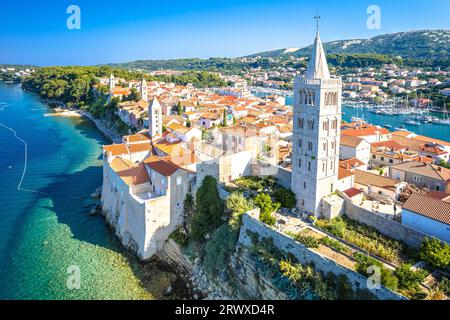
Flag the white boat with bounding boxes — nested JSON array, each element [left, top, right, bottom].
[[433, 103, 450, 125], [404, 119, 420, 126], [351, 116, 365, 122]]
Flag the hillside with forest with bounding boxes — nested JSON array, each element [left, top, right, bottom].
[[106, 30, 449, 73]]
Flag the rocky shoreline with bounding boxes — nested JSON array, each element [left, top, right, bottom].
[[83, 187, 197, 299], [43, 105, 123, 144]]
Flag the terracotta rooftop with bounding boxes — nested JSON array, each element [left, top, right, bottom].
[[340, 158, 365, 170], [153, 139, 192, 157], [392, 131, 414, 137], [338, 167, 355, 180], [340, 135, 365, 148], [391, 135, 424, 150], [103, 144, 128, 156], [119, 99, 149, 109], [127, 142, 151, 154], [414, 156, 434, 164], [343, 188, 363, 198], [144, 156, 182, 177], [403, 193, 450, 225], [426, 191, 450, 202], [391, 162, 450, 182], [420, 144, 447, 155], [371, 140, 405, 152], [123, 132, 151, 144], [342, 126, 390, 137], [354, 169, 400, 191], [414, 135, 450, 147], [110, 159, 150, 186], [167, 122, 192, 135], [201, 112, 222, 120]]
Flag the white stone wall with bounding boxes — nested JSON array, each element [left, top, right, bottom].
[[291, 76, 342, 216], [195, 151, 253, 187], [337, 175, 354, 192], [101, 159, 191, 260]]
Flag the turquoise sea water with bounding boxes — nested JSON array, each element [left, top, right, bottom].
[[341, 107, 450, 142], [0, 82, 156, 299]]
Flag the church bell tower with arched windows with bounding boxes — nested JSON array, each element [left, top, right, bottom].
[[291, 26, 342, 217]]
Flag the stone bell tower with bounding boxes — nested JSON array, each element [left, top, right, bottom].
[[291, 27, 342, 216]]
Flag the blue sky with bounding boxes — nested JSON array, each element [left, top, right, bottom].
[[0, 0, 448, 66]]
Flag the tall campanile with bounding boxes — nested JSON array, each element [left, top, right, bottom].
[[291, 28, 342, 217]]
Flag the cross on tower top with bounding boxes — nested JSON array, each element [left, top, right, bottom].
[[314, 11, 321, 33]]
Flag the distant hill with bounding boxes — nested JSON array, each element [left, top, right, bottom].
[[245, 30, 450, 61], [105, 30, 449, 73]]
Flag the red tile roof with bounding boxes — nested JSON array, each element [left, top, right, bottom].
[[340, 158, 365, 170], [403, 193, 450, 225], [371, 140, 404, 151], [342, 126, 390, 137], [343, 188, 363, 198], [144, 156, 180, 177], [338, 167, 355, 180]]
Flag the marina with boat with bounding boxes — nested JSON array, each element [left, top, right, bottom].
[[343, 100, 450, 142]]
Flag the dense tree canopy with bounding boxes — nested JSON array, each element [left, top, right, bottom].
[[190, 176, 224, 241], [21, 66, 228, 107]]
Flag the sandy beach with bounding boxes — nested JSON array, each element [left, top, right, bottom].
[[45, 107, 122, 143]]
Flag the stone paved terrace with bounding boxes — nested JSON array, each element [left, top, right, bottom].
[[359, 199, 402, 219]]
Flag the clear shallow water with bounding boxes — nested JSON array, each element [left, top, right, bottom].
[[0, 82, 154, 299]]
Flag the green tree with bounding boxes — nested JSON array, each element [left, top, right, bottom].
[[254, 193, 279, 226], [124, 87, 141, 102], [177, 101, 183, 115], [273, 188, 297, 209], [420, 237, 450, 269], [222, 108, 227, 126], [438, 160, 450, 169], [190, 176, 224, 241], [394, 264, 427, 292], [226, 192, 254, 231]]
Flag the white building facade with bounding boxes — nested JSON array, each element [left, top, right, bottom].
[[291, 31, 343, 216]]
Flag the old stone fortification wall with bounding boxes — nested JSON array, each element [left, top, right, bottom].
[[195, 151, 253, 188], [251, 160, 292, 189], [158, 240, 236, 300], [229, 248, 288, 300], [159, 238, 289, 300], [238, 211, 406, 300], [344, 201, 427, 248]]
